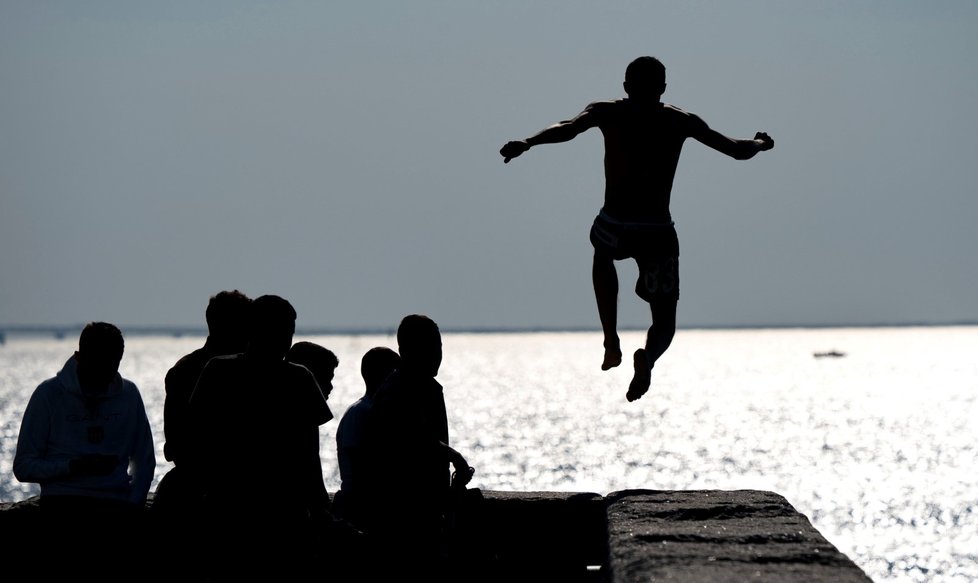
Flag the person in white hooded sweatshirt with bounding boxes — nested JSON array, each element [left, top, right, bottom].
[[14, 321, 155, 508]]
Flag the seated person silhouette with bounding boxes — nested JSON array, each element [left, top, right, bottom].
[[185, 295, 332, 578], [287, 340, 340, 522], [155, 289, 251, 512], [12, 321, 155, 569], [366, 315, 473, 579], [332, 345, 400, 531], [501, 56, 774, 401]]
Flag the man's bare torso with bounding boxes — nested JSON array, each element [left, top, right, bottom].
[[586, 99, 706, 223]]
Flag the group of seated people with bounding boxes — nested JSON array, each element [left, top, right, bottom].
[[11, 290, 475, 581]]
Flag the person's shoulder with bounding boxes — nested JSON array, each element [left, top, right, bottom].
[[345, 395, 371, 411], [117, 377, 146, 401], [283, 360, 317, 383], [662, 103, 707, 125], [174, 343, 217, 366], [194, 353, 243, 384], [584, 99, 621, 114], [31, 376, 63, 399], [661, 102, 693, 116], [205, 353, 242, 368], [165, 346, 209, 382], [339, 396, 371, 425]]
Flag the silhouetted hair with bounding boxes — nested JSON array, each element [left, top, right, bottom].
[[205, 289, 252, 337], [288, 341, 339, 385], [396, 314, 441, 376], [79, 322, 125, 359], [251, 295, 297, 328], [396, 314, 440, 351], [361, 346, 400, 397], [246, 295, 298, 360], [625, 56, 666, 97]]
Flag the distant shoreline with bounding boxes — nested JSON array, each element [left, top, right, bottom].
[[1, 320, 975, 340]]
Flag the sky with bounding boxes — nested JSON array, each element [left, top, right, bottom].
[[1, 1, 976, 332]]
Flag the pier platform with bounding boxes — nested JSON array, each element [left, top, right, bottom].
[[1, 488, 872, 582]]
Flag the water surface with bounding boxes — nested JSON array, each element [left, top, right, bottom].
[[1, 326, 975, 582]]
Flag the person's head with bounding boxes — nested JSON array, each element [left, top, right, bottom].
[[360, 346, 400, 398], [205, 289, 252, 348], [624, 56, 666, 101], [396, 314, 442, 377], [288, 341, 339, 400], [247, 295, 296, 360], [75, 322, 125, 393]]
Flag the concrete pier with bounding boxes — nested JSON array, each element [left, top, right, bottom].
[[1, 488, 872, 582], [603, 489, 872, 582]]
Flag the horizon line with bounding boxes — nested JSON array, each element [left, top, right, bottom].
[[1, 320, 976, 339]]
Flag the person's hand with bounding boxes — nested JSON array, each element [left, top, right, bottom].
[[754, 132, 774, 151], [500, 140, 530, 163], [69, 454, 117, 476], [451, 462, 475, 490]]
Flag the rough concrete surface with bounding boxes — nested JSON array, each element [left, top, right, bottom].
[[605, 489, 873, 582]]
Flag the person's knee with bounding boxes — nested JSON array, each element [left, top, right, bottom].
[[593, 249, 616, 267]]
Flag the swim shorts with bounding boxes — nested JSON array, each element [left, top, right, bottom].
[[589, 210, 680, 301]]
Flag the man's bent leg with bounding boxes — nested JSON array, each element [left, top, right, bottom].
[[593, 251, 622, 370], [645, 297, 677, 366], [627, 297, 677, 402]]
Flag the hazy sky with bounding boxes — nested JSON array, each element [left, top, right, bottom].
[[2, 2, 976, 331]]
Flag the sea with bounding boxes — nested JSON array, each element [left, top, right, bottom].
[[1, 326, 975, 582]]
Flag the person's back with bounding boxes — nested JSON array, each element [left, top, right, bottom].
[[591, 99, 706, 222], [190, 354, 325, 505], [162, 289, 251, 467], [333, 346, 399, 531], [371, 367, 451, 506], [152, 290, 251, 576], [185, 295, 330, 578], [364, 315, 472, 581]]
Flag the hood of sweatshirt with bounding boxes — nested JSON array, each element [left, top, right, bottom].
[[55, 356, 125, 398]]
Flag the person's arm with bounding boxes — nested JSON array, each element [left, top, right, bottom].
[[162, 365, 183, 463], [306, 432, 332, 521], [128, 386, 156, 506], [500, 105, 600, 163], [304, 424, 331, 520], [438, 441, 473, 488], [184, 361, 217, 482], [13, 388, 71, 483], [691, 116, 774, 160]]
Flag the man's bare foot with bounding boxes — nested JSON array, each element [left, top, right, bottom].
[[601, 347, 623, 371], [626, 348, 652, 402]]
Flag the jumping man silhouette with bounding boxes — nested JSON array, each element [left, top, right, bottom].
[[500, 56, 774, 402]]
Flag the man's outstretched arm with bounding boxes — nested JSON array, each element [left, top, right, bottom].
[[694, 125, 774, 160], [500, 107, 597, 163]]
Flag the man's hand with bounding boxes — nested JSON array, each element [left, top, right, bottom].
[[449, 448, 474, 489], [500, 140, 530, 163], [754, 132, 774, 151], [69, 454, 117, 476], [451, 463, 475, 490]]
